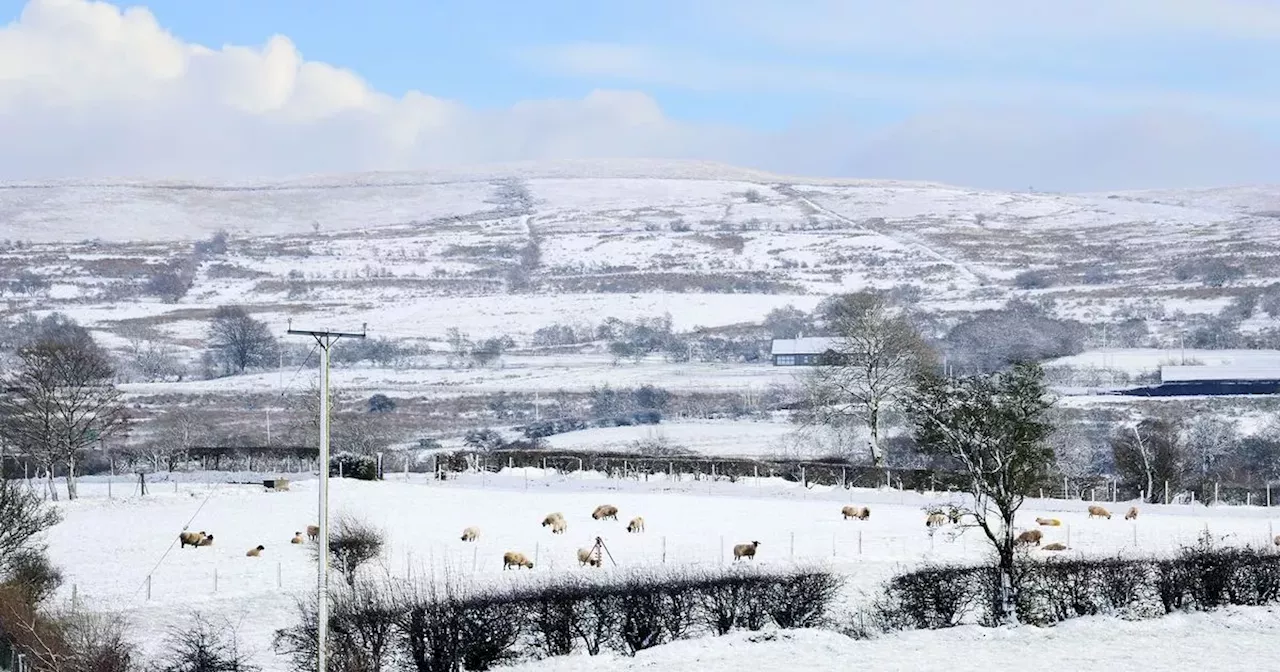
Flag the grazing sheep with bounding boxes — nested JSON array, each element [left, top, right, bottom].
[[1042, 542, 1068, 551], [592, 505, 619, 521], [246, 545, 265, 557], [948, 510, 964, 524], [1036, 517, 1061, 527], [627, 517, 645, 533], [1087, 505, 1112, 520], [577, 547, 601, 567], [307, 525, 319, 541], [178, 531, 207, 549], [842, 506, 870, 521], [550, 518, 568, 534], [197, 534, 215, 547], [461, 526, 480, 542], [1274, 535, 1280, 547], [732, 541, 760, 561], [1015, 529, 1043, 546], [1125, 506, 1139, 521], [925, 513, 948, 529], [541, 513, 565, 528], [503, 551, 534, 570], [290, 532, 304, 545]]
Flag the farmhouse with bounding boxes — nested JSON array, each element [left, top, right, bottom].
[[770, 337, 843, 366], [1117, 364, 1280, 396]]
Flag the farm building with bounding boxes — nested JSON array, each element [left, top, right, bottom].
[[769, 337, 843, 366], [1116, 364, 1280, 396]]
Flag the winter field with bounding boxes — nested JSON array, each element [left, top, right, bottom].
[[38, 469, 1280, 670]]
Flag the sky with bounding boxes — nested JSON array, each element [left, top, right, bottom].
[[0, 0, 1277, 190]]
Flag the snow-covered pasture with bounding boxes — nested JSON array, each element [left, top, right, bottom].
[[39, 470, 1280, 668]]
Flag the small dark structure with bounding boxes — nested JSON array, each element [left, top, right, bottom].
[[770, 337, 843, 366], [1115, 365, 1280, 397]]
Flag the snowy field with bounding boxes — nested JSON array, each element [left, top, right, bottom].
[[517, 607, 1278, 672], [39, 470, 1280, 670], [543, 420, 799, 457]]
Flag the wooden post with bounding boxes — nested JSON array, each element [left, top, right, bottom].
[[146, 575, 151, 600], [662, 536, 667, 564], [790, 531, 795, 559], [534, 542, 540, 566], [1063, 476, 1068, 498], [1269, 485, 1272, 508], [1165, 480, 1169, 505], [858, 530, 863, 556], [1214, 482, 1219, 505], [472, 547, 478, 573], [277, 562, 282, 588], [1067, 525, 1072, 548], [214, 568, 218, 593], [1248, 492, 1252, 507], [833, 533, 837, 557], [720, 536, 725, 564]]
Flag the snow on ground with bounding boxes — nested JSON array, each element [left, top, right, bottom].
[[543, 420, 798, 457], [514, 607, 1279, 672], [119, 357, 799, 396], [41, 470, 1280, 670], [1046, 348, 1280, 376]]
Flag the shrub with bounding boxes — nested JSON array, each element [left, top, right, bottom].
[[154, 613, 259, 672], [326, 516, 386, 588], [330, 453, 379, 481], [1013, 269, 1053, 289]]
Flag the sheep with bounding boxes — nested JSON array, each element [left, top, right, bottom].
[[925, 513, 948, 529], [1125, 506, 1139, 521], [627, 517, 645, 533], [592, 505, 619, 521], [541, 513, 565, 528], [1015, 529, 1043, 546], [461, 526, 480, 542], [246, 545, 265, 557], [197, 534, 215, 547], [1274, 535, 1280, 548], [1042, 542, 1068, 551], [290, 532, 304, 545], [841, 506, 870, 521], [948, 509, 964, 524], [503, 551, 534, 570], [307, 525, 319, 541], [732, 541, 760, 561], [178, 531, 207, 549], [576, 547, 600, 567], [550, 518, 568, 535], [1035, 517, 1061, 527], [1087, 505, 1112, 520]]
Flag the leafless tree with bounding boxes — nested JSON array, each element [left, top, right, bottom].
[[208, 305, 278, 376], [0, 477, 63, 579], [1185, 416, 1239, 480], [0, 338, 127, 500], [803, 292, 933, 468], [1112, 417, 1188, 504], [1048, 416, 1106, 497], [321, 515, 386, 587], [906, 362, 1056, 626]]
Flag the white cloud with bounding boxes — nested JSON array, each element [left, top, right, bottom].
[[0, 0, 1276, 191]]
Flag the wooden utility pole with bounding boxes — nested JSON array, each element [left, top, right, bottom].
[[287, 321, 366, 672]]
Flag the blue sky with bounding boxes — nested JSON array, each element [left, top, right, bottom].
[[0, 0, 1277, 188]]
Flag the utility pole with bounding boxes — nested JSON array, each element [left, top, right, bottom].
[[287, 320, 366, 672]]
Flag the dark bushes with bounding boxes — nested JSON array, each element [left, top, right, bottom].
[[870, 543, 1280, 633], [330, 452, 379, 480], [275, 565, 843, 667]]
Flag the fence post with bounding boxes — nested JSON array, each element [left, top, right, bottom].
[[72, 583, 77, 605], [833, 533, 837, 557], [1039, 488, 1043, 499], [1089, 488, 1095, 502], [1269, 485, 1273, 508], [858, 530, 863, 556], [277, 562, 282, 588], [534, 543, 540, 567], [1214, 482, 1219, 505], [841, 467, 847, 489], [1067, 525, 1071, 548], [214, 568, 218, 593], [146, 575, 151, 601], [720, 536, 725, 564], [790, 531, 795, 559], [1133, 524, 1138, 547], [1248, 492, 1252, 507], [472, 547, 478, 573], [1165, 480, 1169, 505], [662, 536, 667, 564], [1063, 476, 1068, 498]]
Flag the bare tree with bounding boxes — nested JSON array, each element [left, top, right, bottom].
[[1112, 417, 1188, 504], [0, 338, 127, 500], [1185, 416, 1239, 480], [1048, 416, 1106, 498], [322, 515, 386, 587], [0, 477, 63, 579], [141, 407, 211, 472], [208, 305, 278, 376], [905, 362, 1056, 626], [803, 292, 933, 468]]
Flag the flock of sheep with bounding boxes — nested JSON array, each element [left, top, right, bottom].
[[176, 524, 320, 558]]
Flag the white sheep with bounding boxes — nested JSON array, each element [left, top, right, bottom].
[[733, 541, 760, 561], [503, 551, 534, 570], [178, 531, 207, 549], [541, 512, 565, 528], [290, 532, 304, 545], [592, 505, 619, 521], [842, 506, 870, 521], [461, 526, 480, 542], [577, 547, 601, 567], [627, 517, 645, 533], [246, 544, 265, 557]]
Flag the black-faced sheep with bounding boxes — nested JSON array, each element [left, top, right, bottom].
[[842, 506, 870, 521], [577, 547, 601, 567], [1125, 506, 1139, 520], [592, 505, 619, 521], [1015, 529, 1043, 546], [290, 532, 304, 545], [246, 545, 265, 557], [461, 526, 480, 542], [925, 513, 948, 529], [503, 551, 534, 570], [1036, 517, 1062, 526], [541, 512, 565, 528], [1087, 505, 1111, 520], [178, 531, 207, 548], [627, 516, 645, 533], [197, 534, 215, 547], [732, 541, 760, 561]]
